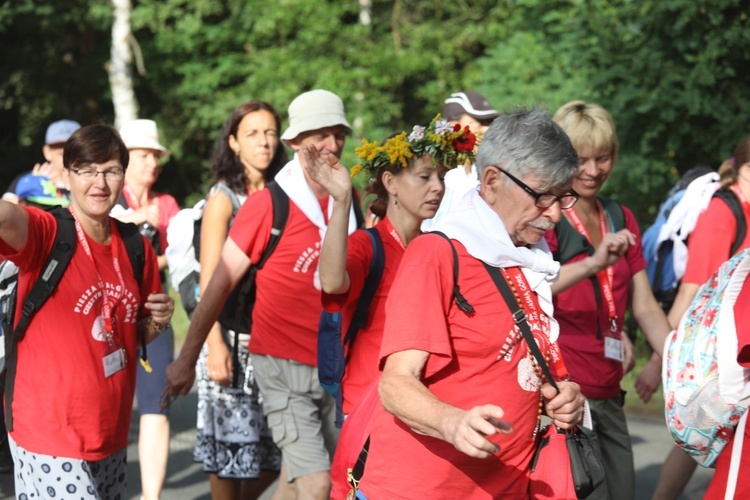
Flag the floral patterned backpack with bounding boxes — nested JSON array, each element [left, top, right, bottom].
[[663, 249, 750, 468]]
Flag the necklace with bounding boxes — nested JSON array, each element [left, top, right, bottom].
[[500, 268, 548, 440]]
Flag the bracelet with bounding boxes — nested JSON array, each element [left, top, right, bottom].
[[147, 318, 168, 334]]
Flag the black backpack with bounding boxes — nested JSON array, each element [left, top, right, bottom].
[[2, 205, 145, 431]]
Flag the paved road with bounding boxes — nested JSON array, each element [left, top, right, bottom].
[[0, 395, 712, 499]]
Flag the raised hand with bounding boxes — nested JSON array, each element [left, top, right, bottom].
[[299, 144, 352, 201]]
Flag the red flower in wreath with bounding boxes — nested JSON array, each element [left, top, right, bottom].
[[453, 124, 477, 153]]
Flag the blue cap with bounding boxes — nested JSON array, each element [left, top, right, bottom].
[[45, 119, 81, 146], [15, 174, 70, 207]]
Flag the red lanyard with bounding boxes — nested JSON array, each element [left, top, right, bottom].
[[121, 184, 142, 209], [502, 268, 569, 380], [382, 218, 406, 250], [69, 208, 126, 340], [566, 202, 618, 333]]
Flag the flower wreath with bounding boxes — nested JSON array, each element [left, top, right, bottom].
[[350, 114, 477, 180]]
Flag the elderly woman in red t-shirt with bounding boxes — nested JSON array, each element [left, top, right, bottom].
[[304, 118, 477, 416], [0, 124, 173, 499]]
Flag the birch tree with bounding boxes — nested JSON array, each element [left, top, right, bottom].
[[108, 0, 139, 128]]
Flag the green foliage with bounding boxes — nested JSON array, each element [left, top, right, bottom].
[[2, 0, 749, 231]]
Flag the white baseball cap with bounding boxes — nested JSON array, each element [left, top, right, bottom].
[[119, 119, 170, 157]]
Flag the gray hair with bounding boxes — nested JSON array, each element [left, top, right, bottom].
[[476, 108, 579, 192]]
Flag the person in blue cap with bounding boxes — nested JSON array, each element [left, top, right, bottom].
[[2, 119, 81, 204], [14, 173, 71, 208]]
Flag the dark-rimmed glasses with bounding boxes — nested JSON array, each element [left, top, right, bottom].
[[70, 166, 125, 181], [496, 167, 578, 210]]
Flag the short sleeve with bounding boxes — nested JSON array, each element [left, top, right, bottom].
[[380, 234, 457, 377], [0, 206, 56, 273], [683, 198, 738, 284], [623, 205, 647, 275]]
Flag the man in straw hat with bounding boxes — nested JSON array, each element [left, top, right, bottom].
[[167, 89, 360, 499], [113, 118, 179, 500]]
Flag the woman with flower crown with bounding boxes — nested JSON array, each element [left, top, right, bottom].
[[303, 116, 475, 416], [301, 116, 476, 497]]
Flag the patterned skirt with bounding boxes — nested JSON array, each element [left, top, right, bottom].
[[193, 331, 281, 479]]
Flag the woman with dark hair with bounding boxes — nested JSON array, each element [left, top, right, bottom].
[[0, 124, 173, 498], [308, 119, 476, 418], [192, 101, 285, 499]]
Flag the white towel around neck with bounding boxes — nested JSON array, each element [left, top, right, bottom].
[[274, 154, 359, 288], [434, 189, 560, 342]]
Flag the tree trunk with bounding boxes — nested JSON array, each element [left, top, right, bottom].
[[108, 0, 139, 128]]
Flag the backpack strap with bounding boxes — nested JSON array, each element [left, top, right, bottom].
[[713, 188, 747, 256], [258, 182, 289, 269], [5, 206, 77, 431], [342, 228, 385, 349], [599, 197, 625, 233], [114, 219, 145, 284], [428, 231, 474, 314], [113, 218, 148, 366], [228, 181, 290, 388]]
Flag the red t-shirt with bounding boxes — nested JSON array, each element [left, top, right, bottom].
[[120, 186, 179, 253], [229, 188, 328, 366], [544, 205, 646, 400], [358, 234, 552, 499], [683, 192, 750, 285], [1, 207, 161, 460], [705, 278, 750, 498], [322, 218, 405, 415], [155, 192, 180, 252]]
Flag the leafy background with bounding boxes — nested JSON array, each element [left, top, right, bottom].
[[2, 0, 749, 222]]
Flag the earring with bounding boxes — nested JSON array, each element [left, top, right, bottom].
[[394, 197, 398, 206]]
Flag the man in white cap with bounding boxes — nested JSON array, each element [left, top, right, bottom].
[[167, 90, 359, 499], [2, 119, 81, 203], [113, 118, 179, 500], [422, 91, 500, 231]]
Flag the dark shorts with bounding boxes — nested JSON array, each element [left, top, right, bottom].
[[135, 325, 174, 416]]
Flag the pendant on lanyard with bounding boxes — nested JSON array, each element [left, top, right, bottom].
[[69, 208, 129, 376], [565, 204, 622, 361]]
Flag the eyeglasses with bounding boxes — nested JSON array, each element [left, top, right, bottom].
[[497, 167, 578, 210], [70, 166, 125, 182]]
